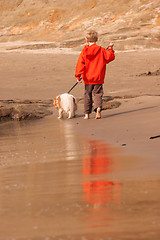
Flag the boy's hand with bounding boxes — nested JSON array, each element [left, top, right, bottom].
[[77, 77, 82, 83], [109, 42, 114, 47], [106, 43, 114, 50]]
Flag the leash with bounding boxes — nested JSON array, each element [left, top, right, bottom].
[[67, 82, 78, 94], [68, 77, 82, 94]]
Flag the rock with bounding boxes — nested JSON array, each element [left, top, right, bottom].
[[121, 144, 127, 146], [137, 68, 160, 77], [0, 97, 121, 122], [150, 135, 160, 140], [0, 99, 53, 122], [102, 100, 121, 110], [77, 96, 121, 110], [0, 0, 159, 51]]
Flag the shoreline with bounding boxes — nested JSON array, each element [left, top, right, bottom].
[[68, 94, 160, 184], [0, 49, 160, 163], [0, 40, 160, 54], [73, 95, 160, 159]]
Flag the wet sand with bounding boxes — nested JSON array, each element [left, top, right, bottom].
[[0, 48, 160, 239]]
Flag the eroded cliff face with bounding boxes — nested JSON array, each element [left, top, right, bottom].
[[0, 0, 160, 50]]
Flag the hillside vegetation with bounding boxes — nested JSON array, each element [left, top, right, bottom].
[[0, 0, 160, 50]]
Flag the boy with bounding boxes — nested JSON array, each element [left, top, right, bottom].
[[75, 30, 115, 119]]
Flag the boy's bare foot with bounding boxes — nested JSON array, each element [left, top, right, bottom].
[[84, 114, 90, 120], [95, 107, 101, 119]]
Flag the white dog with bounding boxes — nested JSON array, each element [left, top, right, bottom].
[[53, 93, 77, 119]]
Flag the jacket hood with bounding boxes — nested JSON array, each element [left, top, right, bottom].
[[84, 44, 101, 60]]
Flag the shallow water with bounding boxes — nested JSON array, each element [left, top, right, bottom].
[[0, 116, 160, 240]]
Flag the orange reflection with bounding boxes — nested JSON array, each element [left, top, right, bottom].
[[83, 180, 121, 205], [82, 141, 110, 175], [82, 140, 121, 206]]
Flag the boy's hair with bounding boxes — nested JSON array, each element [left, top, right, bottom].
[[85, 30, 98, 42]]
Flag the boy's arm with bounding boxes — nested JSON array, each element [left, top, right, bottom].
[[104, 43, 115, 63], [75, 50, 85, 80]]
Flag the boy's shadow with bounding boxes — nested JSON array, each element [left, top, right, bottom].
[[102, 105, 160, 119], [74, 105, 160, 119]]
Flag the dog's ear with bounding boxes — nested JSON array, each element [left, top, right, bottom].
[[53, 97, 58, 110], [53, 98, 56, 106], [57, 96, 61, 109], [53, 96, 61, 110]]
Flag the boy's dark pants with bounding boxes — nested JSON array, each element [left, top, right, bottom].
[[84, 84, 103, 114]]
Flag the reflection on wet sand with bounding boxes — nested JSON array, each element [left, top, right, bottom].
[[0, 117, 85, 239], [0, 117, 160, 240], [82, 140, 121, 232], [82, 140, 121, 207]]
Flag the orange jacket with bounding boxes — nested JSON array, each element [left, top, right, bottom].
[[75, 44, 115, 85]]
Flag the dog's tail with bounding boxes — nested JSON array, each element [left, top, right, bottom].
[[68, 95, 77, 117]]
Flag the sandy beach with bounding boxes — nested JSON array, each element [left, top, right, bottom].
[[0, 48, 160, 239], [1, 48, 160, 99], [1, 47, 160, 158]]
